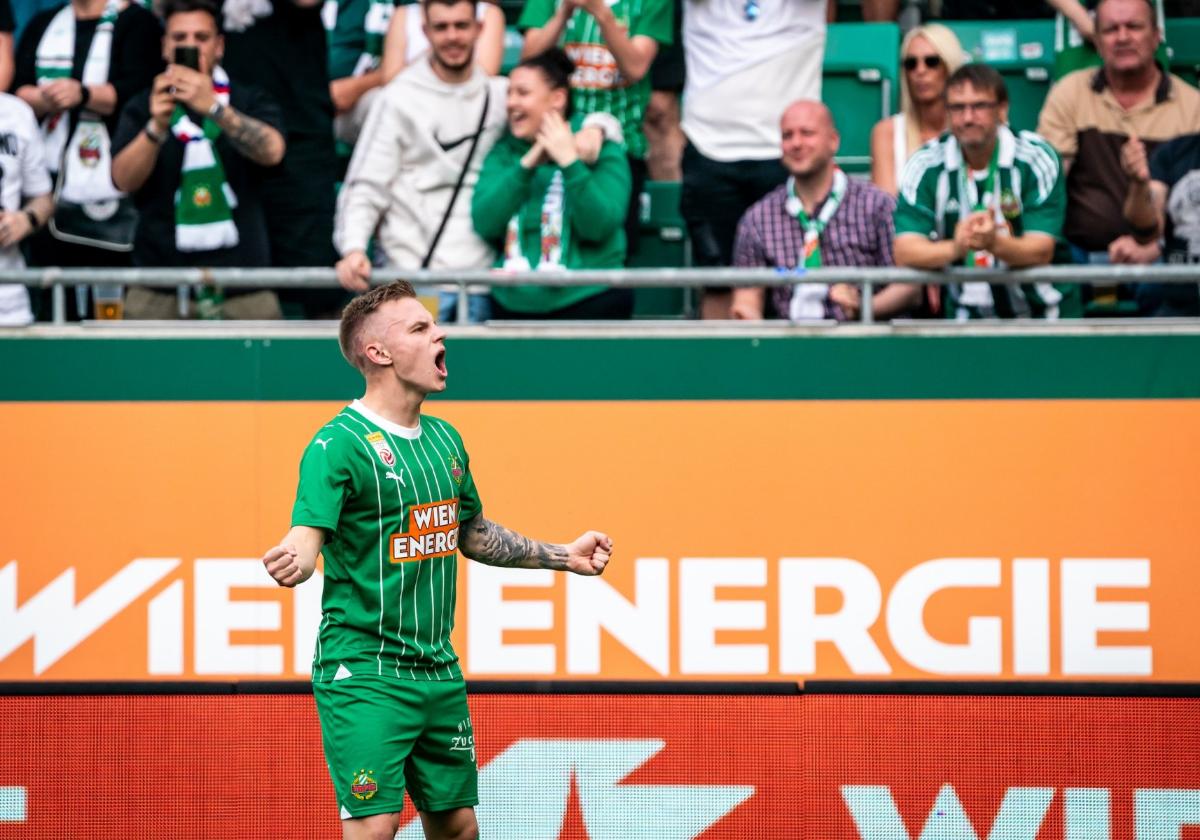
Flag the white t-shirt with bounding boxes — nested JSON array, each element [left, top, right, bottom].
[[0, 93, 52, 326], [682, 0, 825, 161]]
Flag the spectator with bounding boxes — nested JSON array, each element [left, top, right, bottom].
[[1049, 0, 1166, 79], [871, 24, 965, 198], [895, 64, 1079, 319], [380, 0, 504, 80], [0, 91, 53, 326], [643, 0, 683, 182], [336, 3, 619, 321], [731, 101, 917, 322], [324, 0, 393, 144], [1037, 0, 1200, 275], [222, 0, 342, 318], [0, 0, 14, 92], [13, 0, 161, 319], [678, 0, 825, 319], [111, 0, 286, 318], [472, 48, 631, 319], [1121, 130, 1200, 315], [334, 0, 509, 324], [519, 0, 672, 261]]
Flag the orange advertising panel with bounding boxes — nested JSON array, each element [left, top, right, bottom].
[[2, 400, 1198, 681]]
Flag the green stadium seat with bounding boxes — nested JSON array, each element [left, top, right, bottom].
[[1165, 18, 1200, 87], [944, 20, 1055, 134], [629, 181, 690, 318], [822, 22, 901, 175]]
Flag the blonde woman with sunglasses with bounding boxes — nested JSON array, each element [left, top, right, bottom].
[[870, 23, 966, 196]]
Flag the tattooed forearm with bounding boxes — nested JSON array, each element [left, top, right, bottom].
[[216, 107, 285, 166], [460, 515, 569, 570]]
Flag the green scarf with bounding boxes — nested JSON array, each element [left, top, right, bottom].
[[170, 66, 238, 252]]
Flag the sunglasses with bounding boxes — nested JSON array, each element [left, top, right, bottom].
[[903, 55, 943, 71]]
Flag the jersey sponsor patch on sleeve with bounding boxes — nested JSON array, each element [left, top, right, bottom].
[[390, 499, 460, 562]]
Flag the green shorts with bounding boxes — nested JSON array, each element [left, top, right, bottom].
[[313, 675, 478, 818]]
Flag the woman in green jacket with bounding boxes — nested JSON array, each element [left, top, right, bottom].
[[472, 48, 633, 318]]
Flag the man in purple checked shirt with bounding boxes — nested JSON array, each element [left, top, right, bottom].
[[729, 99, 923, 322]]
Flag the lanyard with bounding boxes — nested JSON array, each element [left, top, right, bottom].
[[785, 168, 847, 269]]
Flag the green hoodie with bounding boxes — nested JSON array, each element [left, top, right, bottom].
[[472, 124, 631, 314]]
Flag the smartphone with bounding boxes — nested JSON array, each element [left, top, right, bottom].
[[174, 45, 200, 71]]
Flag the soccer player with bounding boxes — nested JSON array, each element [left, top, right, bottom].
[[261, 280, 613, 840]]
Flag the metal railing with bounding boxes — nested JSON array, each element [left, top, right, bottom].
[[2, 264, 1198, 325]]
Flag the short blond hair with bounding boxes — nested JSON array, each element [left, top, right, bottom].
[[338, 281, 418, 373]]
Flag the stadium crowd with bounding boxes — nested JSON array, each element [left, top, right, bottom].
[[0, 0, 1197, 324]]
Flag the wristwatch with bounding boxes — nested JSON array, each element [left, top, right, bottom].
[[23, 209, 39, 232], [207, 100, 226, 122], [144, 120, 167, 144]]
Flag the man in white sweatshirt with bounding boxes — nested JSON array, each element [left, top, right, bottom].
[[334, 0, 618, 322]]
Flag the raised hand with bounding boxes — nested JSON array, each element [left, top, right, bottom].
[[262, 544, 309, 587], [537, 110, 579, 168], [1120, 133, 1150, 183], [563, 530, 613, 576]]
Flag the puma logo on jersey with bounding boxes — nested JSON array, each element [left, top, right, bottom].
[[315, 437, 332, 450], [385, 469, 406, 486]]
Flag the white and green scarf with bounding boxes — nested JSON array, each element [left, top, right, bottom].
[[785, 167, 847, 320], [171, 66, 239, 252], [502, 170, 570, 271], [36, 0, 120, 175]]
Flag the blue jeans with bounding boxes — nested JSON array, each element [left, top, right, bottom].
[[437, 290, 491, 324]]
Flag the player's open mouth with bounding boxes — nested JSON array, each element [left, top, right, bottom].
[[435, 349, 447, 377]]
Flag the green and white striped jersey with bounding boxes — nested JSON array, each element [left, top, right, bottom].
[[292, 401, 482, 682], [518, 0, 673, 160], [895, 124, 1080, 319]]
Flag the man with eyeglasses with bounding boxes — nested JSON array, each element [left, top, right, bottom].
[[1037, 0, 1200, 309], [893, 64, 1080, 319]]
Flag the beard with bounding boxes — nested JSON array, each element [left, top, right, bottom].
[[432, 45, 475, 74]]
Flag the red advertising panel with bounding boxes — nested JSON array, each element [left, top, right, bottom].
[[1, 688, 1196, 839], [804, 693, 1200, 839], [0, 691, 799, 839]]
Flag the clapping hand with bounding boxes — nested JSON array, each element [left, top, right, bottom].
[[538, 111, 579, 168], [964, 210, 997, 252]]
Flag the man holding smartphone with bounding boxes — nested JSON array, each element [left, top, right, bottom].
[[111, 0, 288, 318]]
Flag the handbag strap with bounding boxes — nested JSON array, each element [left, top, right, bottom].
[[421, 85, 490, 269]]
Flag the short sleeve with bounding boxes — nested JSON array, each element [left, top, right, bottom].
[[1035, 73, 1081, 160], [111, 91, 150, 156], [18, 105, 51, 196], [1018, 137, 1066, 238], [894, 152, 939, 236], [632, 0, 673, 44], [893, 186, 937, 237], [239, 82, 287, 138], [457, 457, 483, 524], [291, 430, 355, 531], [517, 0, 556, 31]]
